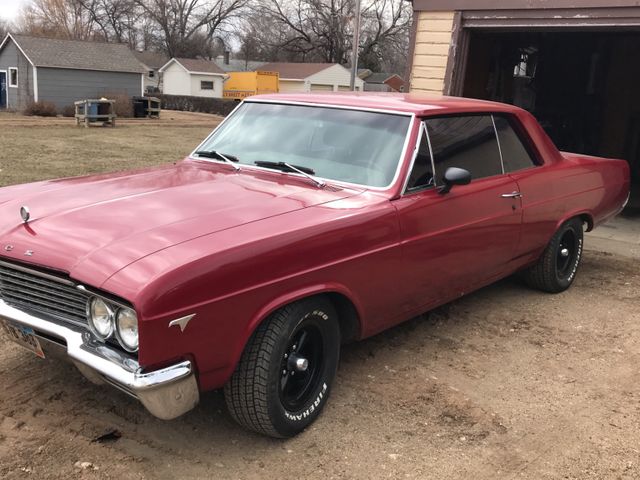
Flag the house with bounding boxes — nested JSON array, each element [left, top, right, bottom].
[[133, 50, 169, 93], [407, 0, 640, 208], [159, 58, 228, 98], [258, 63, 364, 92], [0, 34, 144, 110], [360, 71, 405, 92]]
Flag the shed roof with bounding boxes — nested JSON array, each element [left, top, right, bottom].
[[258, 62, 336, 80], [170, 57, 227, 75], [133, 50, 169, 70], [1, 34, 145, 73]]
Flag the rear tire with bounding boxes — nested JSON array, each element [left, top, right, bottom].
[[224, 297, 340, 438], [521, 217, 584, 293]]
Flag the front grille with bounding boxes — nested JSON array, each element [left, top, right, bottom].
[[0, 262, 88, 326]]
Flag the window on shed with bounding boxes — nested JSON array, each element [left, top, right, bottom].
[[9, 68, 18, 87], [148, 70, 155, 78], [201, 81, 214, 90], [425, 115, 503, 184], [493, 116, 538, 172]]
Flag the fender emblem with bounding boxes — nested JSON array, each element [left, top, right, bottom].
[[4, 245, 13, 252], [24, 250, 34, 257], [168, 314, 195, 333]]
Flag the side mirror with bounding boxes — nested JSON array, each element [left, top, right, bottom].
[[438, 167, 471, 194]]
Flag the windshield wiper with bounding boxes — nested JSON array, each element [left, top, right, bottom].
[[254, 161, 325, 188], [194, 150, 240, 171]]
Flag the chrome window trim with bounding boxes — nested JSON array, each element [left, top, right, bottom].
[[188, 100, 417, 192], [402, 121, 439, 195], [491, 114, 506, 175]]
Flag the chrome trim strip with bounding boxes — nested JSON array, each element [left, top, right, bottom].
[[401, 121, 424, 194], [492, 115, 506, 175], [187, 100, 417, 192], [0, 300, 198, 419], [424, 120, 438, 187]]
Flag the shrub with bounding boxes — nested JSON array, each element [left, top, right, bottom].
[[103, 92, 134, 118], [23, 101, 57, 117], [157, 94, 237, 116], [61, 104, 76, 117]]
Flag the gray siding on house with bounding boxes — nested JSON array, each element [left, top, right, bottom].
[[0, 39, 35, 110], [37, 68, 142, 109]]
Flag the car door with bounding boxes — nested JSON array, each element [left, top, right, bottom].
[[493, 115, 559, 261], [392, 115, 523, 313]]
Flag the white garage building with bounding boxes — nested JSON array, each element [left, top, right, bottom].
[[159, 58, 228, 98], [260, 63, 364, 92]]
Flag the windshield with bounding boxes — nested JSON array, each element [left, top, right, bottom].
[[195, 102, 412, 188]]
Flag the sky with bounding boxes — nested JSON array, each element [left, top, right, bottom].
[[0, 0, 29, 21]]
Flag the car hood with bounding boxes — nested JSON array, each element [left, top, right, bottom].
[[0, 160, 363, 287]]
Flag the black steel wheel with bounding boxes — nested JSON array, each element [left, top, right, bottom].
[[521, 217, 584, 293], [224, 297, 340, 438]]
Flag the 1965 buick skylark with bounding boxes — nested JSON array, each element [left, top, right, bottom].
[[0, 94, 630, 437]]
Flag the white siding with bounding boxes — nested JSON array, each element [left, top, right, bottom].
[[162, 61, 224, 97], [306, 64, 364, 91], [162, 62, 190, 95], [190, 74, 224, 98], [279, 79, 306, 92]]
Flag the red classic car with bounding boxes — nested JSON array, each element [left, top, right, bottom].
[[0, 94, 630, 438]]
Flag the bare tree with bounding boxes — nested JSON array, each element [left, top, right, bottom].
[[18, 0, 97, 40], [0, 19, 10, 40], [359, 0, 411, 72], [243, 0, 410, 72], [76, 0, 140, 46], [135, 0, 247, 57]]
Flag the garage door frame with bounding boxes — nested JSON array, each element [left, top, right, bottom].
[[443, 7, 640, 96]]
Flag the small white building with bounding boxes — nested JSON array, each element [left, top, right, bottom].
[[159, 58, 228, 98], [259, 63, 364, 92]]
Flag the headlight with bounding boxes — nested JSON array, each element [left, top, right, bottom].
[[116, 307, 139, 352], [88, 297, 114, 340]]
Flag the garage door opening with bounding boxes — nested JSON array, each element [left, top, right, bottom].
[[461, 31, 640, 212]]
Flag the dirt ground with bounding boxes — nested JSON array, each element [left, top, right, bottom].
[[0, 113, 639, 479]]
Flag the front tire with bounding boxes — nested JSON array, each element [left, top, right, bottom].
[[224, 297, 340, 438], [521, 217, 584, 293]]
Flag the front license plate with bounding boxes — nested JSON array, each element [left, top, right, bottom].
[[1, 319, 45, 358]]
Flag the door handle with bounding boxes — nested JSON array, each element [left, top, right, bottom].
[[501, 192, 523, 198]]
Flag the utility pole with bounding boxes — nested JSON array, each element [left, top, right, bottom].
[[349, 0, 361, 91]]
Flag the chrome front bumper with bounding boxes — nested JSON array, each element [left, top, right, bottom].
[[0, 300, 199, 420]]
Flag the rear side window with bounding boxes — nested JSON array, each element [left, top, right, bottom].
[[494, 116, 538, 172], [425, 115, 503, 184]]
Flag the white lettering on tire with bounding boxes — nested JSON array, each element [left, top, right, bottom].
[[284, 382, 328, 422]]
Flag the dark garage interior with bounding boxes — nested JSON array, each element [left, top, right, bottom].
[[462, 30, 640, 211]]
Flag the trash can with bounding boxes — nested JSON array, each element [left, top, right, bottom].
[[133, 97, 146, 118]]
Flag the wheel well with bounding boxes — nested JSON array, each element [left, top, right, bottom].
[[578, 214, 594, 232], [323, 292, 361, 344]]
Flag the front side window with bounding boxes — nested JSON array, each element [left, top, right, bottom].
[[406, 124, 434, 192], [195, 102, 412, 188], [493, 116, 538, 172], [201, 81, 214, 90], [9, 68, 18, 87], [425, 115, 502, 184]]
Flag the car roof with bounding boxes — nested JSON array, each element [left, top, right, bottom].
[[247, 92, 522, 116]]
